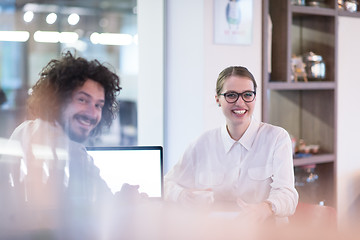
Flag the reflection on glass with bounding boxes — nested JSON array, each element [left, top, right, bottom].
[[0, 0, 138, 146]]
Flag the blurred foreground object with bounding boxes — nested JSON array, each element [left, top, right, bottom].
[[0, 88, 6, 105], [289, 202, 337, 228]]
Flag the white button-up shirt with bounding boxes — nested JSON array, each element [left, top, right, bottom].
[[164, 117, 298, 217]]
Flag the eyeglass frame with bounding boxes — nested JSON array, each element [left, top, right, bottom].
[[218, 91, 256, 103]]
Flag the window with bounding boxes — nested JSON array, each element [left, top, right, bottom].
[[0, 0, 139, 146]]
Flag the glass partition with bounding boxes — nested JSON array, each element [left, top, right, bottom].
[[0, 0, 139, 146]]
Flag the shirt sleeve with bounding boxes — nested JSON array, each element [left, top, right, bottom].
[[267, 129, 299, 217], [68, 145, 114, 203], [89, 156, 114, 199]]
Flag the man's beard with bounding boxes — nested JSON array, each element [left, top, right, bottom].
[[66, 127, 89, 143], [60, 119, 95, 143]]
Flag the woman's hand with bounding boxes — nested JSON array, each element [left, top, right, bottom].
[[236, 198, 274, 223], [178, 189, 214, 207]]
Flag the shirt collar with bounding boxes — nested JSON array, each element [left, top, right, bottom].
[[221, 125, 236, 153], [221, 117, 260, 153]]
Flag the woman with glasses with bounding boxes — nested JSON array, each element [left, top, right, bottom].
[[164, 66, 298, 224]]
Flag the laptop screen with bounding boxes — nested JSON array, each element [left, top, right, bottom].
[[86, 146, 163, 198]]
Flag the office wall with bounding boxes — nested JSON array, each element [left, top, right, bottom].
[[165, 0, 262, 172], [337, 16, 360, 224], [164, 0, 360, 226], [165, 0, 204, 172], [138, 0, 164, 146]]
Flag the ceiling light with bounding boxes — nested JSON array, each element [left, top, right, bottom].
[[63, 40, 87, 52], [133, 34, 138, 45], [68, 13, 80, 25], [0, 31, 30, 42], [23, 11, 34, 23], [90, 32, 100, 44], [34, 31, 58, 43], [46, 13, 57, 24], [34, 31, 78, 43], [90, 32, 133, 46], [59, 32, 79, 43]]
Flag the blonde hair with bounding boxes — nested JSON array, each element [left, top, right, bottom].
[[216, 66, 257, 95]]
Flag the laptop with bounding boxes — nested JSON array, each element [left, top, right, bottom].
[[86, 146, 163, 199]]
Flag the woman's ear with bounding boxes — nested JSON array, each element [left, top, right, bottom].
[[215, 95, 221, 107]]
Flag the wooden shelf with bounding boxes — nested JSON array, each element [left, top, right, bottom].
[[338, 9, 360, 18], [291, 5, 336, 16], [262, 0, 340, 207], [294, 153, 335, 167], [267, 81, 336, 90]]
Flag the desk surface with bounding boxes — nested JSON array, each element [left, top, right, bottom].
[[1, 199, 342, 240]]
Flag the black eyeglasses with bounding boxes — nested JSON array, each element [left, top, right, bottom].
[[219, 91, 256, 103]]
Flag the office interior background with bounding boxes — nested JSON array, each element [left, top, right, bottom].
[[1, 0, 360, 224]]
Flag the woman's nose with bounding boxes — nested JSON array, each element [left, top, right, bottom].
[[235, 95, 245, 104]]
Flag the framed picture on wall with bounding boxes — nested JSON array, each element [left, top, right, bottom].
[[213, 0, 253, 45]]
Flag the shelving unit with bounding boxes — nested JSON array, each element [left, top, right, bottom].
[[262, 0, 339, 207]]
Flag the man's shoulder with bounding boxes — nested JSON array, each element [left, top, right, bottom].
[[13, 118, 51, 130], [11, 119, 54, 137], [10, 120, 36, 139], [9, 118, 71, 152]]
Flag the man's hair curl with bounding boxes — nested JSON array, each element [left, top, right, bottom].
[[27, 51, 121, 136]]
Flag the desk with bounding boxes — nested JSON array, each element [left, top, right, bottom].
[[0, 199, 342, 240], [110, 200, 345, 240]]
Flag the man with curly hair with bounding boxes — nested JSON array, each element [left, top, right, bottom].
[[0, 51, 128, 239]]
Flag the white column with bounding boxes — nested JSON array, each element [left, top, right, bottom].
[[137, 0, 165, 146], [337, 16, 360, 225]]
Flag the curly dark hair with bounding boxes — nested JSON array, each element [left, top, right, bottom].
[[27, 51, 121, 137]]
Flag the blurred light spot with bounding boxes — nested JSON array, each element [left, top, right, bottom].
[[34, 31, 78, 43], [90, 32, 133, 46], [68, 13, 80, 26], [23, 11, 34, 23], [46, 12, 57, 24], [0, 31, 30, 42], [133, 34, 138, 45]]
